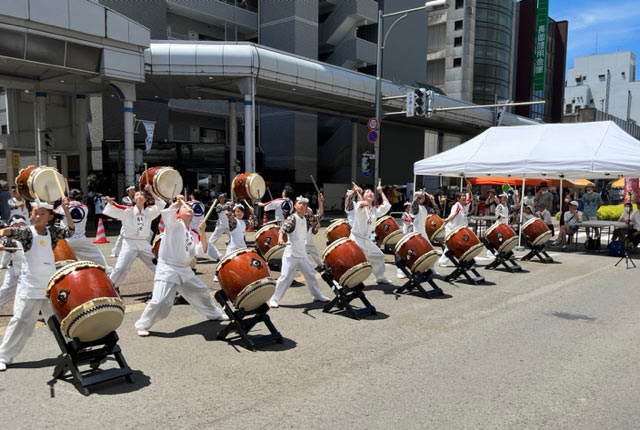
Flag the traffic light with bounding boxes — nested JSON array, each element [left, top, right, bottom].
[[44, 129, 55, 148], [405, 90, 415, 117], [414, 88, 427, 117], [361, 154, 370, 173]]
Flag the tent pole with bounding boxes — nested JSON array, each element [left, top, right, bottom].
[[413, 174, 417, 197], [518, 176, 525, 248]]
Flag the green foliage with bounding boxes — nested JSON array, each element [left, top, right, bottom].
[[597, 203, 638, 220]]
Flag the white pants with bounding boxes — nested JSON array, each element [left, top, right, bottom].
[[306, 242, 323, 267], [207, 225, 229, 259], [110, 239, 156, 289], [0, 264, 19, 309], [0, 251, 10, 267], [271, 253, 325, 303], [68, 238, 113, 274], [112, 228, 125, 256], [0, 297, 52, 364], [351, 235, 387, 282], [135, 277, 223, 331], [438, 245, 451, 266]]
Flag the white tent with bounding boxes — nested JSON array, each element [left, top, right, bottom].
[[413, 121, 640, 179]]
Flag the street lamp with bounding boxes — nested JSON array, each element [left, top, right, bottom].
[[373, 0, 447, 189]]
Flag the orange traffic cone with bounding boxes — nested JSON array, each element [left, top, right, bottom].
[[93, 218, 109, 243]]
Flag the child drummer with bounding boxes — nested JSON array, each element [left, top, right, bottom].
[[104, 184, 166, 292], [0, 215, 28, 312], [349, 184, 392, 284], [224, 202, 257, 256], [305, 193, 325, 271], [135, 196, 227, 337], [268, 196, 329, 308], [438, 182, 473, 267], [258, 185, 294, 224], [0, 199, 75, 371], [206, 193, 233, 261]]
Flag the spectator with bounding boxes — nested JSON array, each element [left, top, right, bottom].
[[601, 187, 610, 205], [390, 186, 400, 211], [485, 189, 499, 216], [8, 187, 29, 223], [613, 202, 634, 241], [535, 203, 554, 237], [581, 184, 602, 237], [533, 182, 553, 214], [555, 200, 582, 250], [93, 192, 107, 231], [523, 188, 535, 211], [522, 205, 535, 222]]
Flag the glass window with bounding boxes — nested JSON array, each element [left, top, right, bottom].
[[454, 36, 463, 47], [453, 58, 462, 68], [454, 20, 463, 31], [455, 0, 464, 9]]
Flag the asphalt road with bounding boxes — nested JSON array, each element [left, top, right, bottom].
[[0, 229, 639, 429]]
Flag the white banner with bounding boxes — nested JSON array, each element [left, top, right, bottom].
[[142, 121, 156, 153]]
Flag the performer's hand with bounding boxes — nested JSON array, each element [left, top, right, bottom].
[[61, 197, 70, 209], [171, 199, 182, 209], [144, 184, 153, 193], [278, 236, 286, 245], [318, 193, 325, 202], [376, 184, 383, 193], [0, 244, 4, 251], [175, 194, 185, 202], [258, 202, 265, 207], [105, 196, 114, 205], [198, 220, 207, 232]]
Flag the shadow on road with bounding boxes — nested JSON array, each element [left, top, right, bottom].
[[149, 320, 224, 341]]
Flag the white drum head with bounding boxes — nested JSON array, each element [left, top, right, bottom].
[[498, 236, 518, 254], [154, 167, 183, 200], [30, 167, 65, 202], [411, 250, 439, 274], [340, 262, 373, 289], [235, 278, 275, 311], [61, 297, 125, 342], [459, 243, 484, 262], [381, 229, 403, 247], [246, 174, 266, 200]]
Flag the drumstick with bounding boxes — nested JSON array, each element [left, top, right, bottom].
[[1, 247, 21, 251], [266, 186, 274, 201], [310, 175, 321, 195], [52, 171, 66, 201], [144, 163, 149, 187], [202, 199, 217, 224], [351, 182, 371, 221]]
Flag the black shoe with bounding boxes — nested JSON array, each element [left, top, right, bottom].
[[315, 265, 325, 272], [291, 280, 304, 287], [174, 295, 188, 305], [152, 258, 158, 265]]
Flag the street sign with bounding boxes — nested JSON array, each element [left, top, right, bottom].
[[533, 0, 549, 92], [367, 117, 378, 130], [367, 130, 378, 143]]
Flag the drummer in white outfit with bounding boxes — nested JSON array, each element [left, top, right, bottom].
[[110, 185, 135, 258], [349, 185, 392, 284], [135, 197, 227, 337], [1, 189, 29, 268], [206, 194, 233, 260], [438, 183, 473, 267], [54, 189, 112, 274], [258, 185, 294, 224], [268, 196, 329, 308], [304, 193, 325, 269], [224, 203, 257, 256], [485, 194, 509, 257], [0, 216, 27, 311], [187, 189, 206, 231], [104, 184, 166, 291], [344, 186, 361, 226], [0, 199, 74, 371]]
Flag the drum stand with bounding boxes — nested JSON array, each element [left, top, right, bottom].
[[394, 256, 443, 298], [47, 317, 134, 396], [443, 251, 485, 285], [482, 241, 522, 273], [521, 240, 554, 264], [214, 290, 283, 351], [320, 271, 376, 320]]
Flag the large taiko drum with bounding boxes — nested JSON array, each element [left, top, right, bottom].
[[216, 248, 275, 311], [522, 218, 552, 246], [425, 214, 446, 243], [15, 165, 66, 202], [485, 222, 518, 254], [140, 166, 183, 201], [255, 221, 286, 262], [152, 233, 196, 268], [445, 226, 484, 262], [374, 215, 402, 249], [322, 238, 372, 289], [53, 239, 77, 269], [232, 173, 265, 201], [394, 232, 438, 274], [46, 261, 125, 342], [326, 218, 351, 245]]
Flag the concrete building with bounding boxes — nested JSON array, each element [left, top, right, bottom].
[[564, 52, 640, 125], [513, 0, 568, 123]]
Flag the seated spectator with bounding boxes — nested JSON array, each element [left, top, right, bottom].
[[535, 203, 554, 237], [555, 200, 582, 250]]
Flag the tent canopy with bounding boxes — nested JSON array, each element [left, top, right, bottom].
[[414, 121, 640, 179]]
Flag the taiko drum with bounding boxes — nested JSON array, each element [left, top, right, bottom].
[[445, 226, 484, 262], [325, 218, 351, 245], [322, 238, 372, 289], [394, 232, 438, 274]]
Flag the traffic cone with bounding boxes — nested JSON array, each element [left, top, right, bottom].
[[93, 218, 109, 243]]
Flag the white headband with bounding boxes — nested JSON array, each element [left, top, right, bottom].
[[233, 204, 244, 211], [10, 216, 26, 226], [296, 196, 309, 203], [32, 200, 53, 210]]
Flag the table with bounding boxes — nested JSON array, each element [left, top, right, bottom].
[[469, 216, 496, 237], [577, 220, 628, 250]]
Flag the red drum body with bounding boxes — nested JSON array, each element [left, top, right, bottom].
[[374, 215, 402, 248], [522, 218, 552, 246], [322, 238, 372, 289], [216, 249, 275, 311], [445, 226, 484, 262], [232, 173, 266, 201], [326, 218, 351, 245], [394, 232, 438, 274], [484, 222, 518, 254], [16, 165, 66, 202], [53, 239, 77, 269], [255, 222, 286, 261], [140, 166, 183, 201], [46, 261, 124, 342], [425, 215, 446, 243]]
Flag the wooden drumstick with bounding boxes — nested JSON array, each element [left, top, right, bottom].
[[52, 171, 66, 201], [266, 186, 274, 201], [310, 175, 321, 195], [202, 199, 218, 224], [144, 163, 149, 186], [1, 247, 21, 251]]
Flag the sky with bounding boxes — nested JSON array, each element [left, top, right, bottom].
[[549, 0, 640, 79]]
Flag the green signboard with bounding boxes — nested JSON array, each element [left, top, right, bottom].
[[533, 0, 549, 92]]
